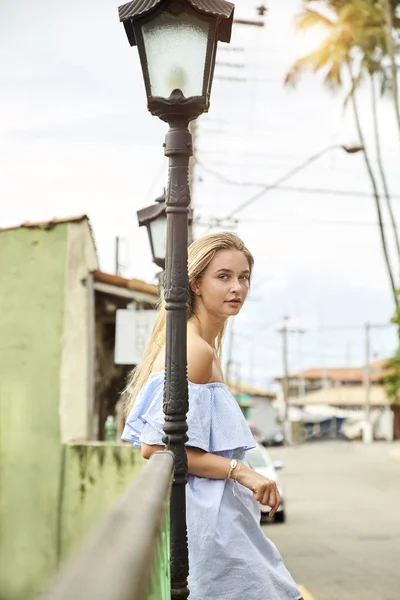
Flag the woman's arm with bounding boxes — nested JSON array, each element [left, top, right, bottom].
[[142, 340, 280, 515], [142, 443, 281, 517]]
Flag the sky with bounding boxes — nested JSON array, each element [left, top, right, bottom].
[[2, 0, 400, 389]]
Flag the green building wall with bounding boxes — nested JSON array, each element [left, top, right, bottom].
[[0, 224, 68, 598], [0, 224, 145, 599]]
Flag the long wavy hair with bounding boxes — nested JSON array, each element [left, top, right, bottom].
[[123, 231, 254, 416]]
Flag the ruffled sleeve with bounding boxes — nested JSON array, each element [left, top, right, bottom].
[[121, 372, 256, 453]]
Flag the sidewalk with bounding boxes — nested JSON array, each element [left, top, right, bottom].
[[388, 447, 400, 461]]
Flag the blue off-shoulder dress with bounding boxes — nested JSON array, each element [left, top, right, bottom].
[[122, 372, 301, 600]]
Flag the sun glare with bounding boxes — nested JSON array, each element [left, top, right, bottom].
[[291, 26, 329, 60]]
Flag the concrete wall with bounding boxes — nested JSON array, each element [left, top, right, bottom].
[[60, 444, 145, 564], [0, 224, 69, 600], [0, 441, 144, 600], [59, 221, 98, 442]]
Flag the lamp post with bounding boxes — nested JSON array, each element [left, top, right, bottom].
[[118, 1, 234, 598]]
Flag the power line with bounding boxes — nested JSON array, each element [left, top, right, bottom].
[[197, 162, 265, 187], [227, 217, 393, 228], [270, 184, 400, 201], [233, 322, 394, 340], [197, 156, 400, 176], [197, 163, 400, 203]]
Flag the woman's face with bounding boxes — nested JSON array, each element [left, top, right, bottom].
[[192, 249, 251, 319]]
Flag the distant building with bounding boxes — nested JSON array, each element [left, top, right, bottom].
[[228, 380, 277, 442], [283, 360, 387, 397], [275, 361, 393, 441], [284, 361, 389, 410]]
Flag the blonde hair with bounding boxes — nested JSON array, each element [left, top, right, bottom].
[[124, 231, 254, 416]]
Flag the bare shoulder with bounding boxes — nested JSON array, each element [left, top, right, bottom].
[[187, 334, 214, 384]]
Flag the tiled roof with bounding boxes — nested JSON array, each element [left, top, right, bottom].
[[288, 384, 389, 407], [282, 360, 388, 384], [0, 215, 88, 232], [94, 270, 159, 297]]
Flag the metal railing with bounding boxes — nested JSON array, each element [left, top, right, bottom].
[[40, 451, 174, 600]]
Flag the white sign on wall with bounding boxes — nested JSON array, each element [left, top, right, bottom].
[[115, 309, 158, 365]]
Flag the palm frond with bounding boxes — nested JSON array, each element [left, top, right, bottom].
[[295, 7, 335, 31], [284, 45, 333, 87], [324, 60, 344, 91], [304, 0, 346, 11]]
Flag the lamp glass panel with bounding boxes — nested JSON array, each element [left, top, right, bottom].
[[142, 11, 210, 98], [149, 215, 167, 262]]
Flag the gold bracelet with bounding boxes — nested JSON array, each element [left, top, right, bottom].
[[227, 458, 238, 479], [234, 462, 242, 482]]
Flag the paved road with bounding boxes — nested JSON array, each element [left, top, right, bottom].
[[263, 441, 400, 600]]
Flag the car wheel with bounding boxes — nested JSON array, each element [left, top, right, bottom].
[[274, 510, 286, 524]]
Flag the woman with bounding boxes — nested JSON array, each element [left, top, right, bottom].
[[122, 232, 302, 600]]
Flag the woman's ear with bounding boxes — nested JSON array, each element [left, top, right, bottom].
[[190, 279, 201, 296]]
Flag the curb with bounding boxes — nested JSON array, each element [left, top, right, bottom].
[[298, 585, 316, 600]]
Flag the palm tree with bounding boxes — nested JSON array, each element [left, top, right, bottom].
[[304, 0, 400, 138], [346, 33, 400, 268], [345, 1, 400, 269], [382, 0, 400, 138], [345, 0, 400, 274], [285, 0, 399, 309], [369, 66, 400, 264]]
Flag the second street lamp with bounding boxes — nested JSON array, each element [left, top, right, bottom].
[[137, 190, 194, 284], [137, 190, 167, 271], [119, 1, 234, 598]]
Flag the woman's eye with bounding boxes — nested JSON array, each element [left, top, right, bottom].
[[218, 274, 229, 280], [240, 275, 250, 281]]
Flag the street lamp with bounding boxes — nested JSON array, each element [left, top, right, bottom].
[[137, 190, 194, 277], [119, 0, 234, 122], [137, 190, 167, 270], [118, 1, 234, 598]]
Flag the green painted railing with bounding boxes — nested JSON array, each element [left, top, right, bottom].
[[39, 451, 174, 600]]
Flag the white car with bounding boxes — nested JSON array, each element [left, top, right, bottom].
[[246, 443, 286, 524]]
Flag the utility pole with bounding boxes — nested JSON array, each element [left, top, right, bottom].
[[115, 236, 120, 276], [297, 330, 306, 397], [363, 322, 372, 443], [282, 317, 289, 418], [225, 320, 235, 386], [249, 341, 256, 388], [277, 316, 290, 441], [278, 316, 306, 443]]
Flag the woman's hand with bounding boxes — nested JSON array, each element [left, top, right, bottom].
[[236, 467, 281, 517]]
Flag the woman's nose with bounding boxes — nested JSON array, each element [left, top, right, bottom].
[[230, 279, 241, 292]]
